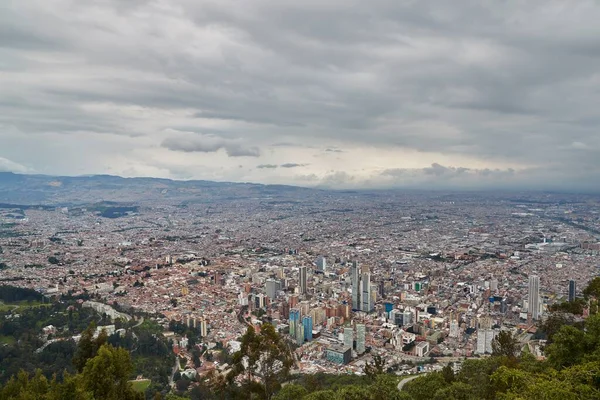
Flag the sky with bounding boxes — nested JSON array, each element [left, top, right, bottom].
[[1, 0, 600, 191]]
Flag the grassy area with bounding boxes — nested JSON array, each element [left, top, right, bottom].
[[130, 379, 151, 393], [0, 300, 51, 313], [0, 335, 16, 345]]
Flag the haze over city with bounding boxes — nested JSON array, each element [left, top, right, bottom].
[[2, 1, 600, 190]]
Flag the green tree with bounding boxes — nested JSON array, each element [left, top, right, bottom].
[[334, 385, 371, 400], [81, 344, 143, 400], [431, 381, 475, 400], [73, 322, 108, 372], [583, 277, 600, 299], [228, 324, 293, 399], [545, 325, 586, 369], [404, 372, 446, 400], [441, 364, 455, 384], [302, 390, 336, 400], [272, 384, 307, 400], [491, 330, 519, 360], [364, 354, 385, 380], [370, 374, 407, 400]]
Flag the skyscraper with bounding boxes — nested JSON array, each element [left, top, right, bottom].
[[568, 280, 576, 302], [356, 324, 366, 354], [361, 272, 373, 312], [316, 256, 327, 273], [302, 315, 313, 341], [296, 323, 304, 346], [289, 308, 300, 338], [299, 266, 307, 295], [351, 261, 361, 310], [528, 275, 540, 320], [403, 309, 413, 326], [390, 309, 403, 326], [265, 278, 281, 300], [343, 327, 353, 349], [199, 318, 208, 337]]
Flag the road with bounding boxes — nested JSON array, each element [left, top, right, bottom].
[[132, 316, 144, 329], [169, 356, 181, 387], [397, 373, 426, 391]]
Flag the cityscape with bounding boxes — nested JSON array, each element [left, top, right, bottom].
[[2, 0, 600, 398], [1, 173, 599, 398]]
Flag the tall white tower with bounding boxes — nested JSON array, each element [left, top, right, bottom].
[[351, 261, 361, 310], [361, 272, 372, 312], [528, 275, 540, 320]]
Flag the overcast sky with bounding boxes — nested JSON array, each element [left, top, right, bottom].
[[2, 1, 600, 190]]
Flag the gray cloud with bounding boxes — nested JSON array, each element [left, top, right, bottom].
[[280, 163, 308, 168], [1, 1, 600, 189], [161, 134, 260, 157], [257, 164, 278, 169]]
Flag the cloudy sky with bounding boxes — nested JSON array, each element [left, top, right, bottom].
[[2, 0, 600, 190]]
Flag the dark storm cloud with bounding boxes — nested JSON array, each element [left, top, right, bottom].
[[2, 0, 600, 188]]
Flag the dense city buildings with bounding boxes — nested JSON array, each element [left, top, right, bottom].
[[1, 175, 600, 379]]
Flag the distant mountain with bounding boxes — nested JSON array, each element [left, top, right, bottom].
[[0, 172, 317, 205]]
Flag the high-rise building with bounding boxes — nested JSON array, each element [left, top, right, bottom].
[[302, 315, 313, 341], [316, 256, 327, 273], [568, 280, 576, 302], [490, 278, 499, 291], [265, 278, 281, 300], [476, 329, 496, 354], [199, 318, 208, 337], [356, 324, 366, 354], [361, 272, 372, 312], [528, 275, 540, 320], [402, 309, 413, 326], [299, 266, 307, 295], [296, 323, 304, 346], [378, 280, 385, 299], [351, 261, 361, 310], [289, 308, 300, 338], [500, 298, 508, 314], [449, 320, 460, 338], [256, 293, 266, 308], [390, 309, 403, 326], [290, 294, 299, 308], [280, 301, 290, 320], [343, 327, 354, 349]]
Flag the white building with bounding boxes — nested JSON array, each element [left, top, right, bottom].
[[528, 275, 541, 320], [416, 341, 429, 357]]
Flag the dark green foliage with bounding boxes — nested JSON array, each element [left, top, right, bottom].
[[550, 298, 586, 315], [228, 324, 294, 399], [404, 372, 446, 400], [583, 277, 600, 299], [272, 384, 307, 400], [491, 330, 519, 360], [0, 344, 143, 400], [73, 322, 108, 372], [0, 285, 44, 302]]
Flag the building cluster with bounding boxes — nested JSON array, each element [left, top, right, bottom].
[[1, 191, 599, 375]]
